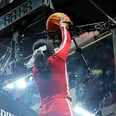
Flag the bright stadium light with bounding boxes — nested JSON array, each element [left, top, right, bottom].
[[6, 83, 14, 89], [4, 78, 27, 90], [3, 73, 33, 90], [73, 105, 95, 116], [15, 78, 27, 89]]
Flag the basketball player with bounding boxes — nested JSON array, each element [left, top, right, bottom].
[[31, 19, 74, 116]]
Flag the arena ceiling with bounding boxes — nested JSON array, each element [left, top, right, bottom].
[[0, 0, 116, 32], [52, 0, 116, 25]]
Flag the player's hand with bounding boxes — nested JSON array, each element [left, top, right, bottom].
[[54, 17, 68, 28], [59, 17, 68, 27]]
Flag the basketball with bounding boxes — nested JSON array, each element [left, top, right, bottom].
[[46, 12, 71, 31]]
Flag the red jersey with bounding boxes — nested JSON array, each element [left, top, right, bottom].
[[32, 25, 71, 101]]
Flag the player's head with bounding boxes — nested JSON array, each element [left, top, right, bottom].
[[47, 30, 62, 48]]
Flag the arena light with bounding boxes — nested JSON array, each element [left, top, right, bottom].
[[5, 83, 14, 89], [4, 78, 27, 90], [28, 76, 33, 81], [15, 78, 27, 89], [3, 73, 33, 90], [73, 105, 95, 116]]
